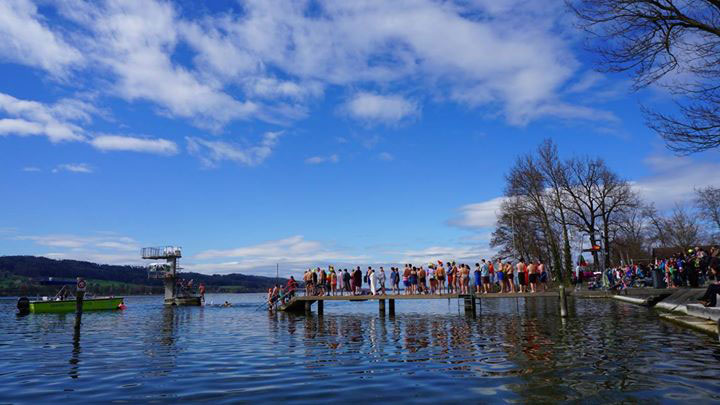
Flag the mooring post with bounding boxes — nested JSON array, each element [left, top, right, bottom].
[[317, 299, 324, 316], [379, 299, 386, 316], [389, 299, 395, 316], [559, 285, 568, 318], [75, 277, 86, 329]]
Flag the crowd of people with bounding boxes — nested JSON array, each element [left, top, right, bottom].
[[300, 259, 551, 297], [260, 246, 720, 308]]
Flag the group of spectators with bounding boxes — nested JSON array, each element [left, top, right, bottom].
[[301, 259, 551, 297]]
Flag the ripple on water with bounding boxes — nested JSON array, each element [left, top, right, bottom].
[[0, 295, 719, 404]]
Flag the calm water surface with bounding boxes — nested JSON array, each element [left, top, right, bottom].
[[1, 294, 719, 404]]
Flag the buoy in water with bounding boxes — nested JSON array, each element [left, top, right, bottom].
[[118, 303, 127, 310]]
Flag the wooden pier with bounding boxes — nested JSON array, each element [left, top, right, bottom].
[[278, 288, 671, 316], [280, 291, 564, 317]]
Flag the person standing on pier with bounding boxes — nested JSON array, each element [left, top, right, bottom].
[[369, 267, 377, 295], [436, 262, 446, 294], [418, 266, 427, 294], [390, 267, 399, 294], [481, 260, 490, 294], [517, 259, 527, 293], [378, 267, 387, 295], [474, 263, 482, 294], [528, 261, 537, 293]]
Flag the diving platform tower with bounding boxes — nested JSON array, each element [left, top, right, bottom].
[[142, 246, 201, 306]]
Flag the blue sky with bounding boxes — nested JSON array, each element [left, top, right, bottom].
[[1, 0, 718, 277]]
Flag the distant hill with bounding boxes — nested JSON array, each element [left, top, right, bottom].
[[0, 256, 287, 296]]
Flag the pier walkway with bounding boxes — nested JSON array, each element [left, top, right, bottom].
[[279, 288, 672, 316]]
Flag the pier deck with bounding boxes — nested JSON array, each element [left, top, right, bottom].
[[279, 288, 672, 314]]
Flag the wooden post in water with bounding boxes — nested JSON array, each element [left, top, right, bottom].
[[559, 285, 568, 317], [305, 300, 312, 315], [317, 299, 323, 316], [75, 277, 86, 329], [389, 299, 395, 316], [379, 299, 385, 316]]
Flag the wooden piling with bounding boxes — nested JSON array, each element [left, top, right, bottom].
[[379, 299, 385, 315], [559, 286, 568, 317], [317, 299, 323, 316], [389, 299, 395, 316], [304, 300, 312, 315]]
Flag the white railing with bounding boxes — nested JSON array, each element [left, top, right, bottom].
[[141, 246, 182, 258]]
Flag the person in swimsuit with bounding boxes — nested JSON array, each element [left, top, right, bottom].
[[516, 259, 527, 293], [496, 261, 505, 293], [528, 261, 537, 293], [410, 267, 418, 294], [481, 260, 491, 294], [506, 262, 515, 293], [418, 266, 426, 294], [474, 263, 482, 293], [436, 262, 446, 294], [447, 265, 454, 294], [403, 265, 411, 295]]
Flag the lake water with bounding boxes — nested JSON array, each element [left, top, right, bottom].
[[1, 294, 719, 404]]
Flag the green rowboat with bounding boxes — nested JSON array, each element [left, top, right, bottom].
[[28, 297, 124, 313]]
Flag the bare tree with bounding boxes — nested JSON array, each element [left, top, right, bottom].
[[695, 185, 720, 238], [559, 157, 604, 269], [569, 0, 720, 153], [505, 153, 563, 276], [537, 139, 574, 282], [646, 203, 705, 250]]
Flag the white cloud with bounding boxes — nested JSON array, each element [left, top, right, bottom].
[[16, 233, 143, 265], [191, 235, 366, 275], [186, 131, 283, 168], [0, 0, 82, 75], [22, 166, 41, 172], [91, 135, 179, 155], [343, 92, 418, 124], [378, 152, 394, 161], [0, 92, 88, 142], [449, 197, 505, 229], [632, 155, 720, 209], [305, 154, 339, 164], [52, 163, 92, 173], [50, 0, 600, 128], [395, 245, 495, 265]]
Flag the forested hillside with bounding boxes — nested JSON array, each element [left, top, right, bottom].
[[0, 256, 287, 296]]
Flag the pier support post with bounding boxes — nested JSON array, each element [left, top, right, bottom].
[[559, 286, 568, 318], [389, 299, 395, 316], [317, 299, 323, 316], [463, 296, 476, 318], [304, 300, 312, 315], [379, 299, 385, 316]]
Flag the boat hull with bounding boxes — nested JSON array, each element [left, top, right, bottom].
[[29, 297, 124, 313]]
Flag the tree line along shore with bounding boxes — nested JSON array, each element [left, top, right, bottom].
[[0, 256, 286, 296]]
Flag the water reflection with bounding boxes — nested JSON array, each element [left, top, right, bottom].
[[2, 296, 720, 404], [69, 313, 82, 380]]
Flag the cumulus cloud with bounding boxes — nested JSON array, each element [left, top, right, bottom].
[[33, 0, 610, 130], [0, 0, 82, 75], [191, 235, 366, 275], [186, 131, 283, 168], [343, 92, 418, 124], [0, 92, 89, 142], [305, 154, 339, 164], [449, 197, 506, 229], [90, 135, 179, 155], [52, 163, 92, 173], [16, 233, 144, 265]]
